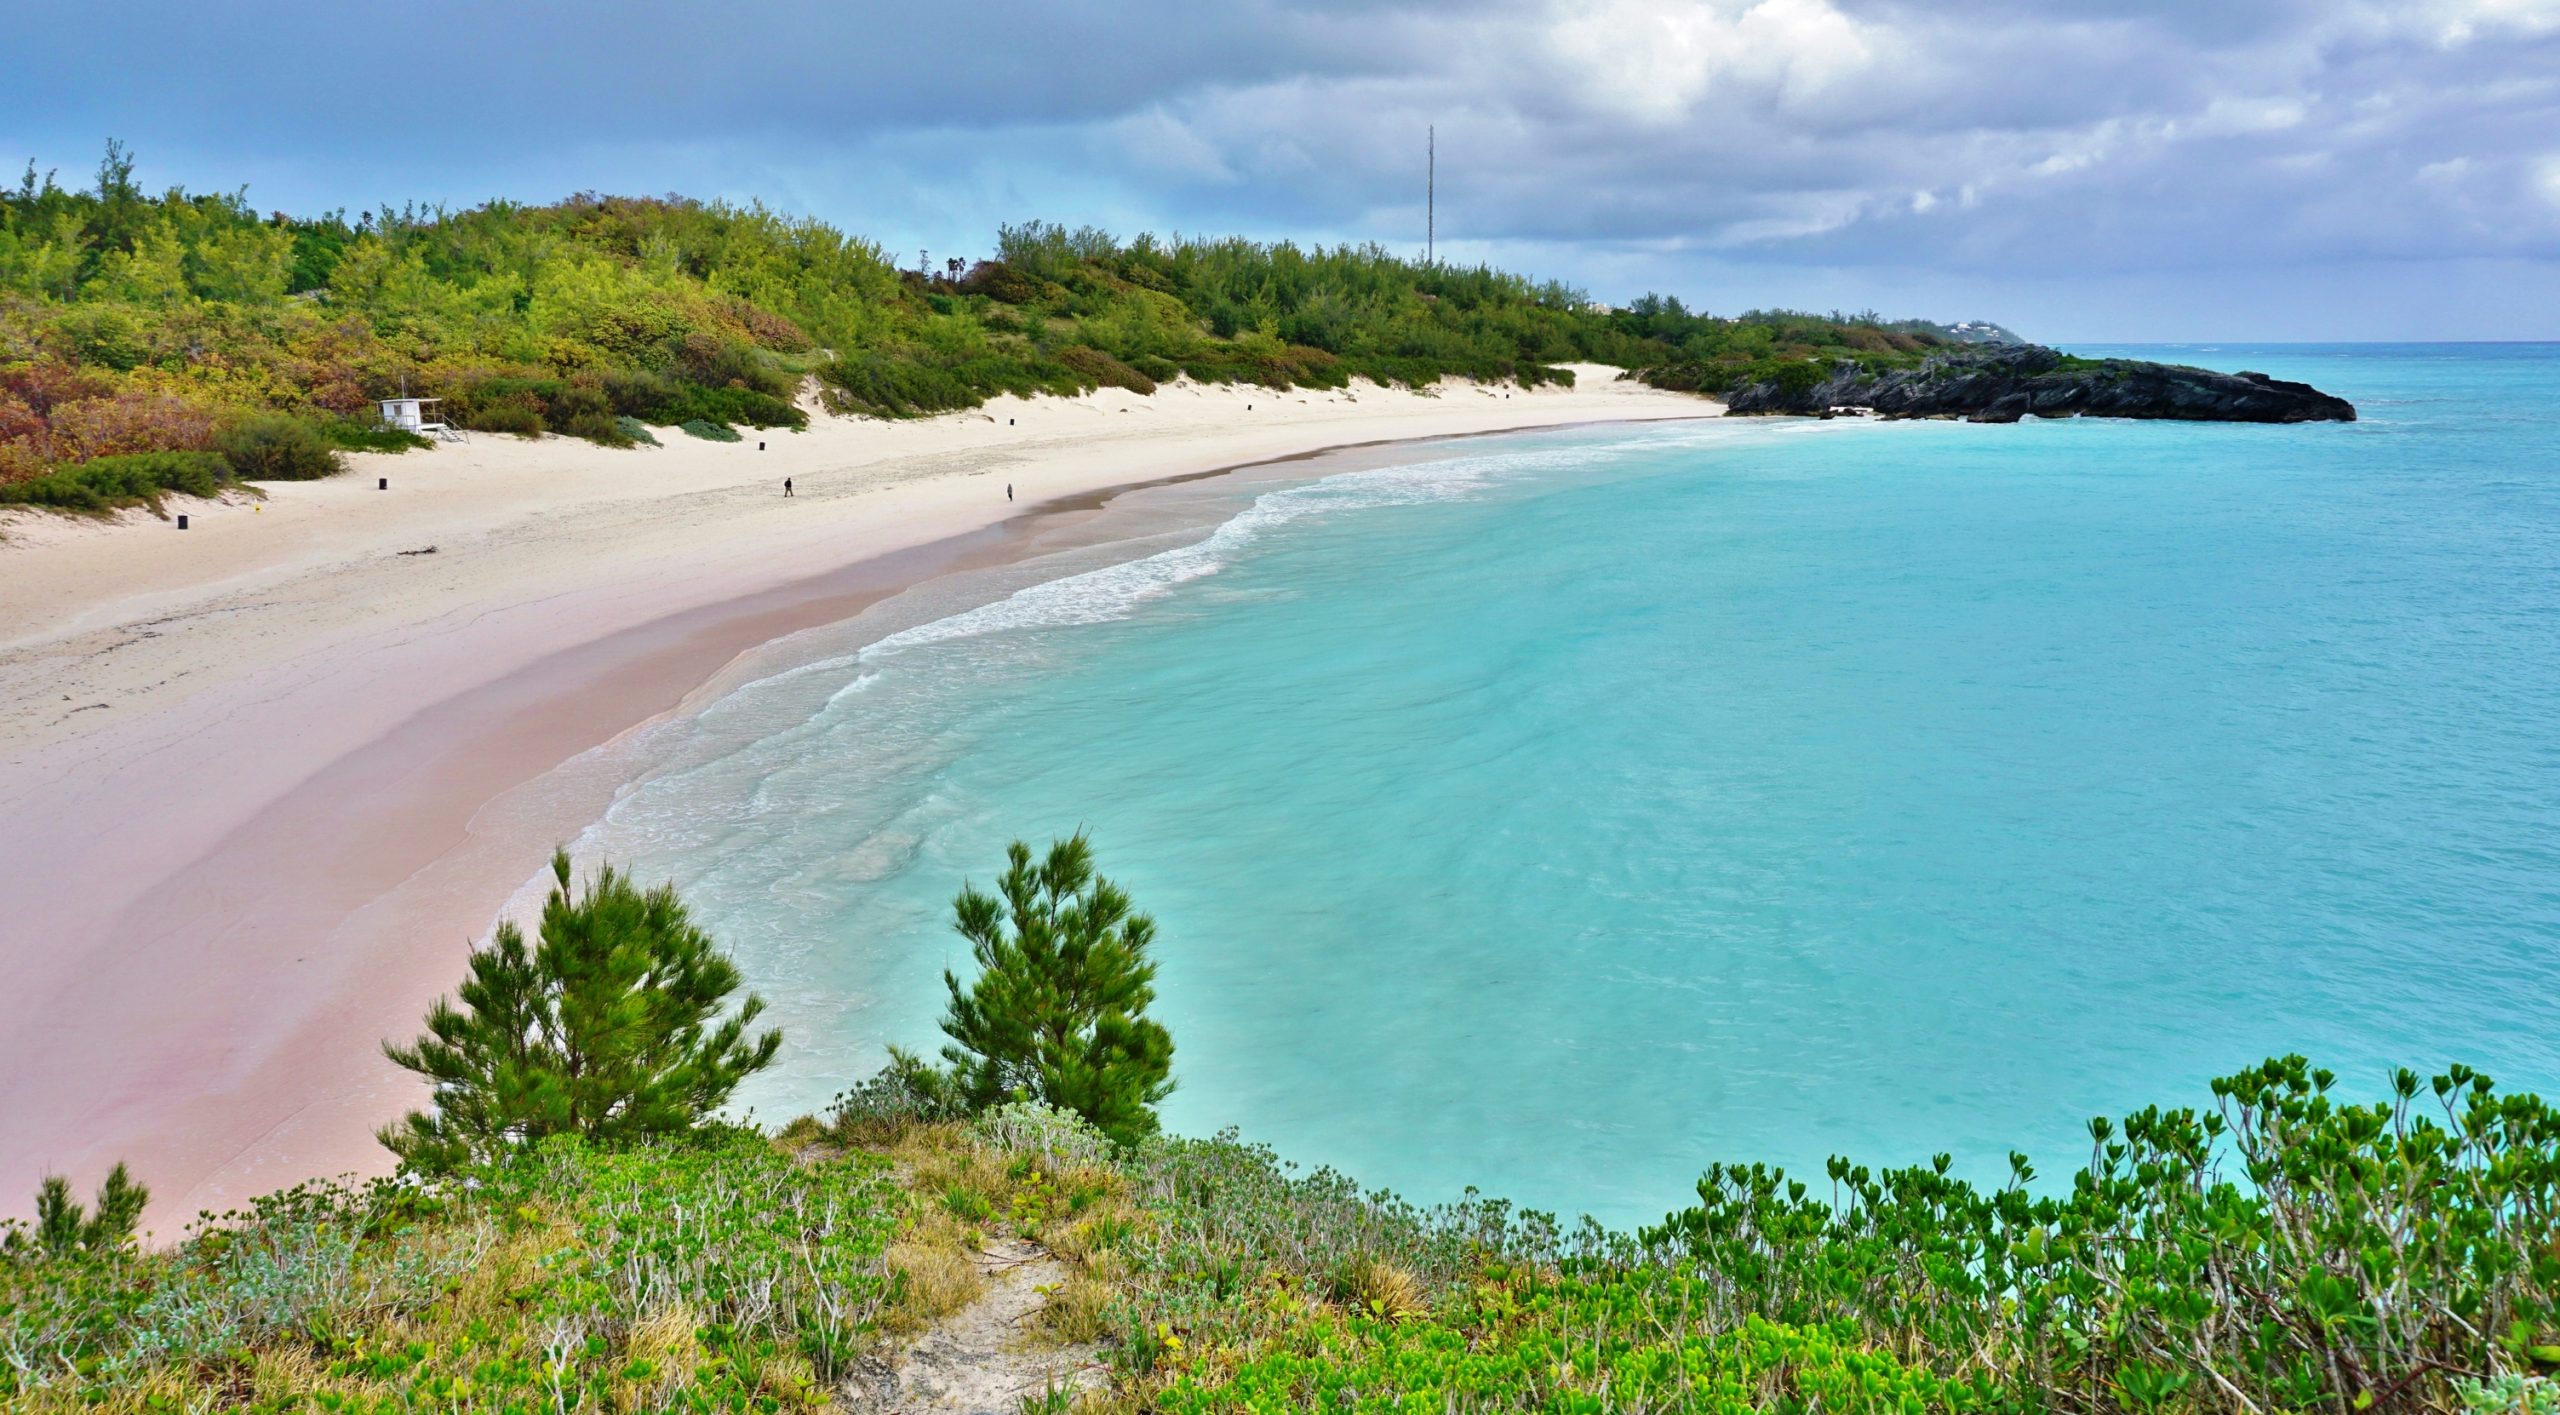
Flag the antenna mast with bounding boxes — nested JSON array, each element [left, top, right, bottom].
[[1427, 125, 1436, 267]]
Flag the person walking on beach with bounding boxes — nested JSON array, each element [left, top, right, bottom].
[[1007, 483, 1013, 502], [783, 477, 793, 498]]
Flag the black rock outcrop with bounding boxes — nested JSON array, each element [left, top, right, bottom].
[[1725, 345, 2356, 423]]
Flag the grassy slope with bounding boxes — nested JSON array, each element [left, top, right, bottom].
[[10, 1059, 2558, 1414], [3, 148, 1978, 511], [0, 1114, 1922, 1415]]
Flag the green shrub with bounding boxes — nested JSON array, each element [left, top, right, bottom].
[[49, 306, 149, 372], [445, 377, 559, 436], [319, 419, 431, 452], [1, 1165, 148, 1260], [1105, 1128, 1564, 1378], [615, 414, 660, 446], [467, 398, 544, 436], [548, 380, 615, 426], [1059, 344, 1157, 395], [823, 1054, 966, 1144], [819, 351, 983, 418], [603, 368, 804, 429], [911, 834, 1175, 1145], [0, 451, 231, 512], [379, 850, 781, 1173], [969, 1102, 1119, 1171], [557, 409, 633, 446], [959, 258, 1057, 306], [215, 413, 341, 481], [0, 1136, 897, 1408], [678, 417, 741, 442], [1158, 1294, 1966, 1414], [1632, 1057, 2560, 1415], [666, 382, 804, 429]]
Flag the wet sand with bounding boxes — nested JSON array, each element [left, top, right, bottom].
[[0, 369, 1715, 1231]]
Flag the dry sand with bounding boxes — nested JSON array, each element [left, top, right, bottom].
[[0, 367, 1713, 1231]]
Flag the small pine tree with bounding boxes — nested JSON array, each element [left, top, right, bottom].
[[928, 834, 1174, 1143], [380, 850, 781, 1173], [6, 1164, 147, 1259]]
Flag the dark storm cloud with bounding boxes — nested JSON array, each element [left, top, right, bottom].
[[3, 0, 2555, 337]]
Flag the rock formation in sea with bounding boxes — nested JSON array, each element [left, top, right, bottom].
[[1726, 344, 2357, 423]]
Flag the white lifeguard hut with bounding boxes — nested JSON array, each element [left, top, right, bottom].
[[378, 394, 461, 441]]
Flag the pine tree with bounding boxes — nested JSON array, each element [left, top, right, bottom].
[[6, 1164, 147, 1258], [931, 834, 1175, 1143], [380, 850, 781, 1173]]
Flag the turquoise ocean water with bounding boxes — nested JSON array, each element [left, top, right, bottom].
[[575, 344, 2559, 1225]]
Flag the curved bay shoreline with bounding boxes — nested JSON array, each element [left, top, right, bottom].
[[0, 369, 1715, 1231]]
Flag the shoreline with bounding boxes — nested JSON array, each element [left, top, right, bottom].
[[0, 369, 1715, 1230]]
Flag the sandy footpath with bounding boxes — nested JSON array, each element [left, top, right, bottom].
[[0, 367, 1712, 1231]]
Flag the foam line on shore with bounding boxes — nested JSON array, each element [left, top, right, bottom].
[[0, 368, 1720, 1230]]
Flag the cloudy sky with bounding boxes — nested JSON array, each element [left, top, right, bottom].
[[8, 0, 2558, 339]]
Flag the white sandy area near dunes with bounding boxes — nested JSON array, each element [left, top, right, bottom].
[[0, 366, 1715, 1232], [1, 369, 1703, 749]]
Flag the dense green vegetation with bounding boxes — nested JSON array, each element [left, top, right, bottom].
[[22, 848, 2553, 1412], [0, 450, 232, 514], [4, 1134, 897, 1412], [17, 1056, 2555, 1413], [3, 143, 1991, 513], [2, 1165, 146, 1261]]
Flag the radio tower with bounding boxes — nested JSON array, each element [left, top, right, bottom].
[[1427, 125, 1436, 267]]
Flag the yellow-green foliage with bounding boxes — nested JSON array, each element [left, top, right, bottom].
[[0, 1131, 897, 1411], [1154, 1280, 1971, 1414], [9, 1062, 2556, 1415], [1, 145, 1962, 488]]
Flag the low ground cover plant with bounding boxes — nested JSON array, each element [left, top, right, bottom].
[[214, 411, 340, 480], [0, 449, 229, 512], [1, 1133, 896, 1411], [15, 838, 2557, 1414]]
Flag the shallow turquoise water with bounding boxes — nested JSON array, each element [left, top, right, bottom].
[[583, 344, 2560, 1224]]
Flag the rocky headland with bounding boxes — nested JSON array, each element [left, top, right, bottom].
[[1725, 344, 2357, 423]]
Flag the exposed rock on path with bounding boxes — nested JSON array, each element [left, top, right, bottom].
[[843, 1238, 1103, 1415]]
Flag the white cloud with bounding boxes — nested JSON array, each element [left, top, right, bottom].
[[2189, 95, 2311, 135], [1105, 108, 1240, 183], [1541, 0, 1885, 126], [1711, 191, 1871, 246], [13, 0, 2560, 332], [2414, 0, 2560, 45]]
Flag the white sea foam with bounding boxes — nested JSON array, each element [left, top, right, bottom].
[[563, 422, 1761, 863], [850, 444, 1606, 663], [678, 422, 1769, 725]]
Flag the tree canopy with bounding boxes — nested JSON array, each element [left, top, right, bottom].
[[1, 143, 2002, 491], [379, 850, 781, 1173], [922, 834, 1176, 1145]]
